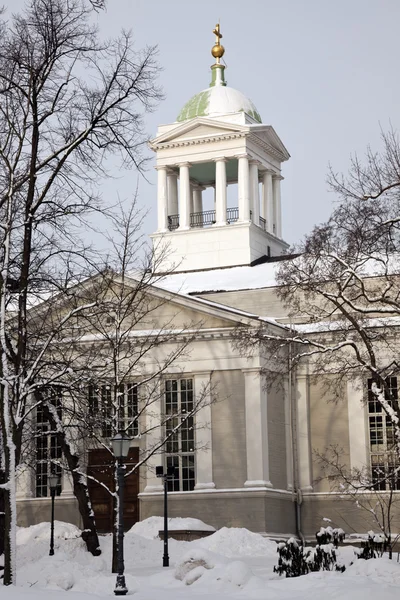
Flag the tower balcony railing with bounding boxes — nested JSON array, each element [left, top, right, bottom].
[[167, 207, 267, 232]]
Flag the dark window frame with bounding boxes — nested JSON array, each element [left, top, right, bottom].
[[165, 378, 195, 492]]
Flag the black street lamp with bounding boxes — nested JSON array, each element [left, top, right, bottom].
[[156, 465, 176, 567], [111, 431, 132, 596], [49, 473, 60, 556]]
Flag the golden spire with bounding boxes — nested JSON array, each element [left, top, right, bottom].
[[211, 23, 225, 64]]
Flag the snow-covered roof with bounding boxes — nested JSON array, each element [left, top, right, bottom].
[[156, 262, 280, 295], [294, 315, 400, 334]]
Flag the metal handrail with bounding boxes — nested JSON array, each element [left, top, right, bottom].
[[191, 209, 215, 227], [227, 207, 239, 223], [167, 207, 268, 232], [167, 215, 179, 231]]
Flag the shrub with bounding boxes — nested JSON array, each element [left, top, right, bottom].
[[316, 526, 345, 547], [356, 531, 385, 560], [273, 538, 309, 578], [273, 528, 346, 577]]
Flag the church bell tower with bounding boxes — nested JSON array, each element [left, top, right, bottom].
[[150, 25, 290, 273]]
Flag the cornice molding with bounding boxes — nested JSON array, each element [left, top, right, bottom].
[[151, 130, 289, 163], [248, 133, 288, 162], [150, 132, 247, 151]]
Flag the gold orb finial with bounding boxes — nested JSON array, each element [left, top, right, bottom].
[[211, 23, 225, 64]]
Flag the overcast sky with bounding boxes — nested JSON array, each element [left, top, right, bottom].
[[4, 0, 400, 249]]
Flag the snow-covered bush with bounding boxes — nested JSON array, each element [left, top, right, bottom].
[[274, 529, 346, 577], [356, 531, 385, 560], [273, 538, 309, 577], [316, 526, 345, 547], [305, 544, 345, 573]]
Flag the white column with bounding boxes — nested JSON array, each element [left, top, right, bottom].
[[215, 158, 227, 226], [243, 369, 272, 487], [193, 186, 204, 214], [237, 154, 250, 222], [296, 374, 313, 491], [143, 382, 164, 492], [178, 163, 191, 230], [167, 170, 178, 216], [272, 175, 283, 238], [249, 160, 260, 226], [156, 166, 168, 232], [262, 171, 274, 232], [193, 372, 215, 490], [347, 376, 368, 471], [190, 184, 194, 216]]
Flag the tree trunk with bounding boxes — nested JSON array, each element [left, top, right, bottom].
[[0, 472, 6, 558], [44, 405, 101, 556], [70, 469, 101, 557], [61, 448, 101, 556], [2, 489, 11, 585]]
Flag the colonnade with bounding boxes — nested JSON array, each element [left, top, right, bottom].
[[156, 156, 282, 237]]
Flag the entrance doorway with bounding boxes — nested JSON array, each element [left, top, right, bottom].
[[87, 448, 139, 533]]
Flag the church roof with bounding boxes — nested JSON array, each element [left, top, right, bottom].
[[156, 261, 280, 295]]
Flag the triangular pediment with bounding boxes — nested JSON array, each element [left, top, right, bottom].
[[25, 271, 261, 341], [249, 125, 290, 162], [150, 117, 248, 148], [121, 273, 259, 331]]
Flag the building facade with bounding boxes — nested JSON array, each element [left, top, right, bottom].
[[16, 26, 399, 540]]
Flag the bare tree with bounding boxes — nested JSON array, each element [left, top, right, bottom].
[[234, 128, 400, 520], [0, 0, 162, 584], [19, 204, 215, 574], [316, 445, 400, 558]]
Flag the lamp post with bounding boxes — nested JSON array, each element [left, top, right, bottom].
[[111, 431, 132, 596], [48, 473, 59, 556], [156, 465, 176, 567]]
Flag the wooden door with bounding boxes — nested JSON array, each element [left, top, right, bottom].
[[87, 448, 139, 533]]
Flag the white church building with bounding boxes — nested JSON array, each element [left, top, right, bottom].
[[16, 26, 397, 540]]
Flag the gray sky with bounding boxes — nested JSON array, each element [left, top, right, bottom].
[[5, 0, 400, 248]]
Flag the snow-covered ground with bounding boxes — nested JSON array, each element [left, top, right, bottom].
[[3, 518, 400, 599]]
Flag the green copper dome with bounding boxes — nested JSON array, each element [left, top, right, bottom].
[[177, 65, 262, 123]]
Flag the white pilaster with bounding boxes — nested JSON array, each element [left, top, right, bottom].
[[193, 372, 215, 490], [178, 163, 191, 230], [237, 154, 250, 222], [16, 464, 32, 499], [262, 171, 274, 232], [61, 470, 74, 498], [249, 161, 260, 226], [347, 377, 368, 471], [296, 374, 313, 490], [215, 158, 227, 226], [283, 378, 294, 491], [243, 369, 272, 487], [272, 175, 283, 238], [143, 382, 164, 492], [156, 166, 168, 232], [167, 170, 178, 216]]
